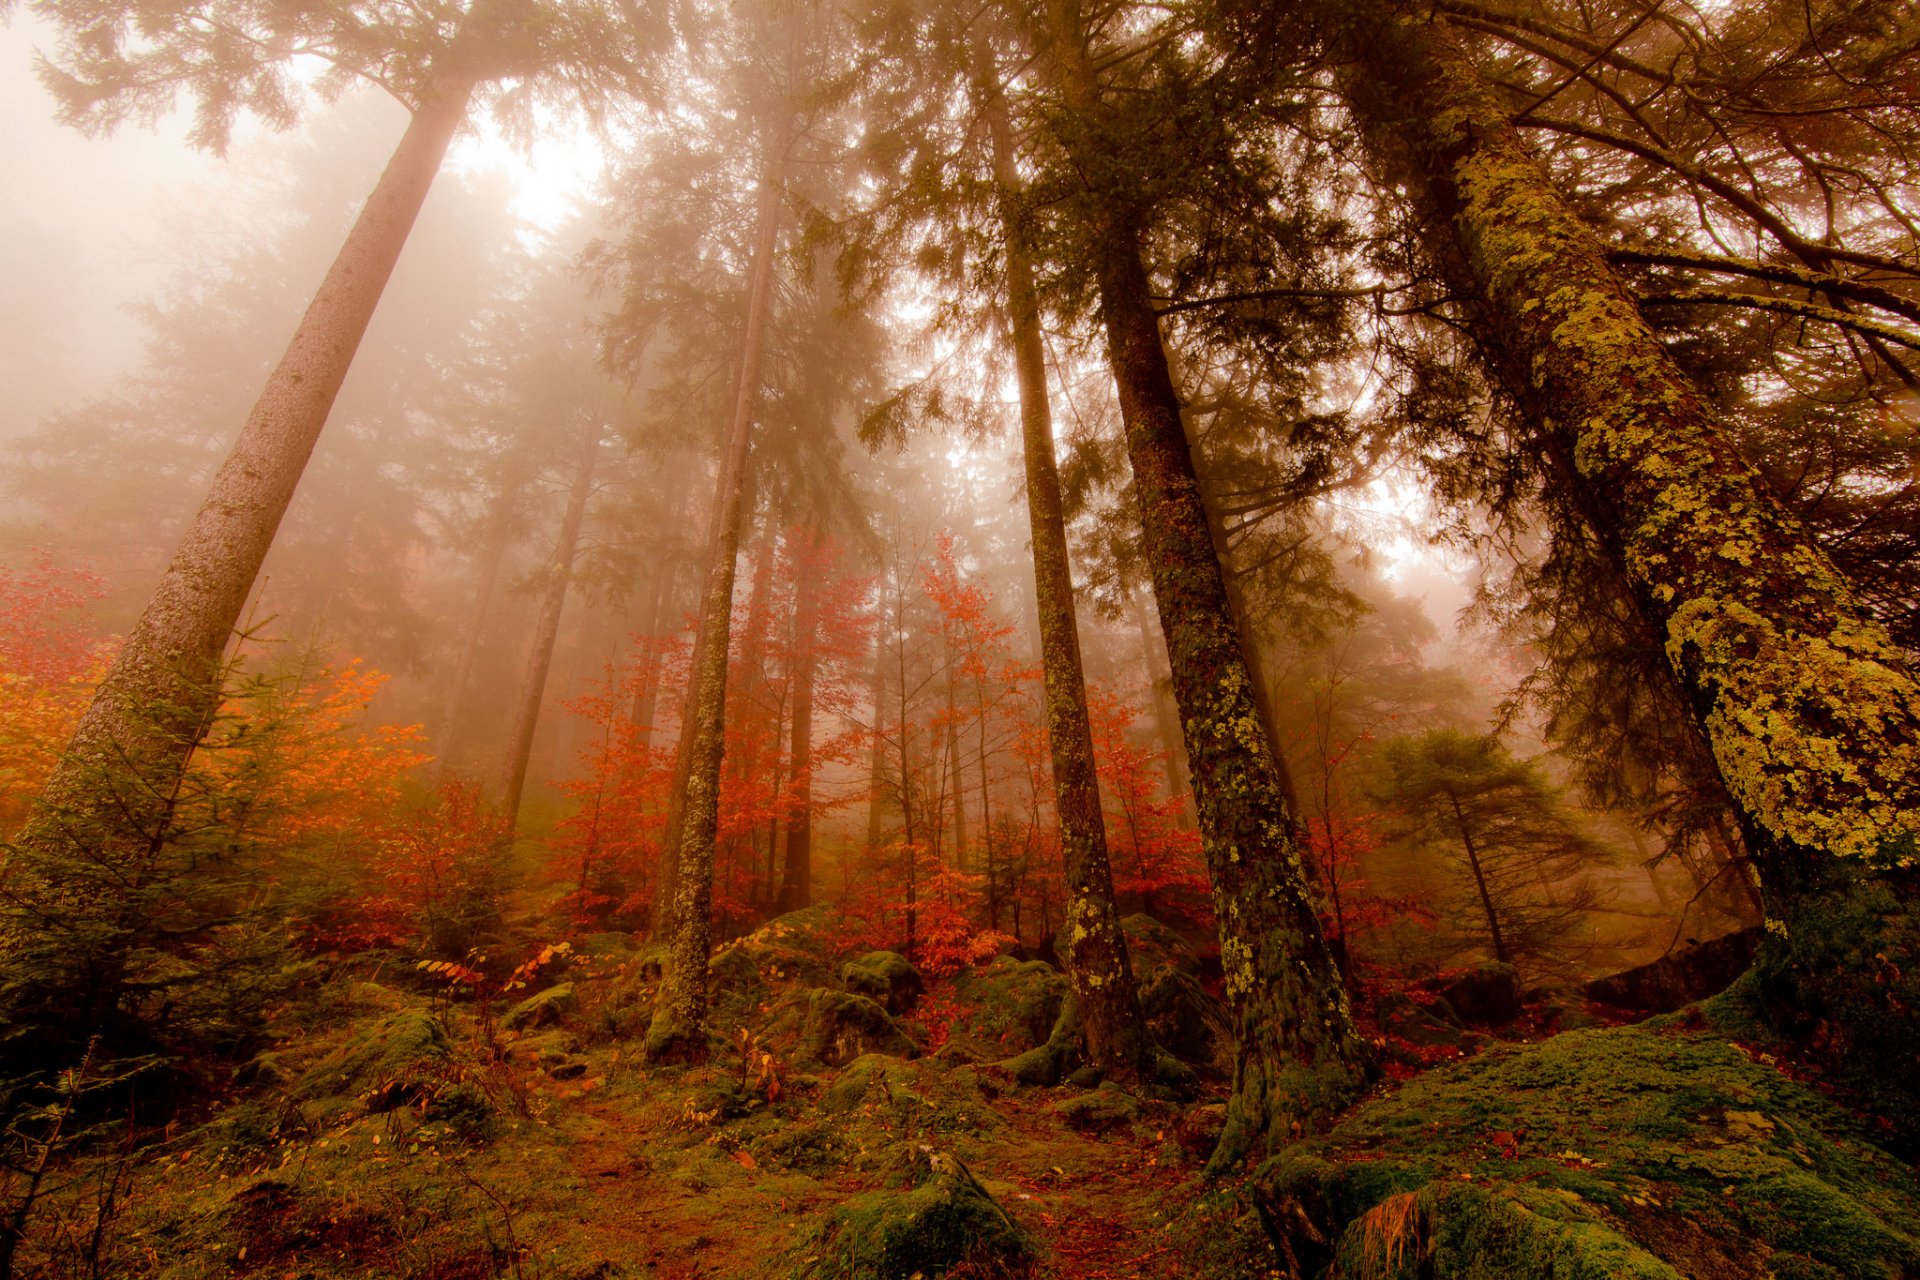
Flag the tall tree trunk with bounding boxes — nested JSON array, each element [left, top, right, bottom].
[[1031, 0, 1370, 1166], [432, 470, 524, 780], [646, 159, 785, 1063], [16, 64, 481, 882], [1327, 0, 1920, 1130], [865, 620, 890, 849], [498, 414, 601, 834], [1131, 589, 1196, 828], [778, 527, 821, 912], [981, 56, 1155, 1081]]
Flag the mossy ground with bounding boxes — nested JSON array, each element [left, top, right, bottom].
[[1256, 988, 1920, 1279], [29, 921, 1919, 1280]]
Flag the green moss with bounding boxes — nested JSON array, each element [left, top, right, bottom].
[[793, 1145, 1033, 1280], [290, 1010, 447, 1115], [1255, 1021, 1920, 1279]]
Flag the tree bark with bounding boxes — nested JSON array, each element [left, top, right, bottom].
[[1031, 0, 1369, 1166], [1449, 793, 1509, 965], [1326, 0, 1920, 1128], [645, 158, 785, 1062], [498, 413, 601, 834], [432, 469, 525, 780], [1131, 589, 1196, 828], [981, 56, 1156, 1082], [778, 527, 821, 911], [16, 65, 480, 881]]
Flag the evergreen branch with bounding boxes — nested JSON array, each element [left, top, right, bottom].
[[1609, 246, 1920, 327], [1153, 283, 1387, 317], [1635, 288, 1920, 350]]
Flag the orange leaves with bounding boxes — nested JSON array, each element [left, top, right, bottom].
[[0, 555, 112, 834]]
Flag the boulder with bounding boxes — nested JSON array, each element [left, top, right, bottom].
[[952, 956, 1069, 1054], [1426, 963, 1523, 1027], [841, 950, 924, 1015], [1254, 1006, 1920, 1280], [1137, 967, 1231, 1072], [1584, 926, 1761, 1014], [796, 1145, 1032, 1280], [799, 989, 920, 1068], [1052, 1083, 1142, 1134], [502, 982, 576, 1032]]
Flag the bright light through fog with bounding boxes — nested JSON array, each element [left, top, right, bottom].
[[448, 110, 610, 233]]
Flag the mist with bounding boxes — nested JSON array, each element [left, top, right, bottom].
[[1, 0, 1912, 1273]]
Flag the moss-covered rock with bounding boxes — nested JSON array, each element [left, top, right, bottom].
[[502, 982, 576, 1032], [799, 989, 920, 1068], [1425, 963, 1522, 1027], [794, 1144, 1032, 1280], [290, 1010, 447, 1114], [823, 1053, 926, 1114], [1255, 1005, 1920, 1279], [1051, 1083, 1142, 1134], [1137, 966, 1231, 1073], [951, 957, 1069, 1056], [841, 951, 924, 1015]]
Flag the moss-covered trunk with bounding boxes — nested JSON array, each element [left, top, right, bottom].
[[645, 164, 784, 1063], [1031, 0, 1369, 1164], [1327, 0, 1920, 1130], [981, 56, 1155, 1082]]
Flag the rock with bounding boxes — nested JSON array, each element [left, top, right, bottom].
[[1065, 1065, 1104, 1089], [502, 982, 576, 1032], [797, 1144, 1032, 1280], [1427, 963, 1523, 1027], [1121, 914, 1203, 976], [547, 1059, 589, 1081], [823, 1053, 925, 1113], [1584, 926, 1762, 1014], [841, 950, 925, 1015], [799, 989, 920, 1068], [952, 956, 1069, 1054], [1377, 992, 1474, 1049], [1053, 1083, 1141, 1134], [1252, 1007, 1920, 1280], [292, 1011, 446, 1113], [1138, 967, 1232, 1072]]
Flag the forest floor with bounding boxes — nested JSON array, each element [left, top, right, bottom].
[[43, 910, 1920, 1280]]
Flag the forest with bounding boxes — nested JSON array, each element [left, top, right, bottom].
[[1, 0, 1917, 1274]]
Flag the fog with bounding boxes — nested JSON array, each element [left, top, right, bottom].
[[1, 0, 1774, 1023]]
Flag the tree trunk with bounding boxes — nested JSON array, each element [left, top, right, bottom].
[[1449, 794, 1509, 965], [16, 66, 480, 881], [498, 414, 601, 834], [1328, 0, 1920, 1130], [432, 470, 524, 780], [1032, 0, 1370, 1166], [778, 528, 821, 912], [981, 55, 1155, 1081], [1131, 589, 1196, 828], [645, 159, 785, 1063]]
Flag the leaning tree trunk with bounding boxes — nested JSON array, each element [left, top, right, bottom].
[[14, 65, 482, 888], [497, 415, 601, 834], [981, 57, 1156, 1083], [1032, 0, 1370, 1166], [777, 527, 821, 912], [645, 161, 785, 1063], [1326, 0, 1920, 1130]]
